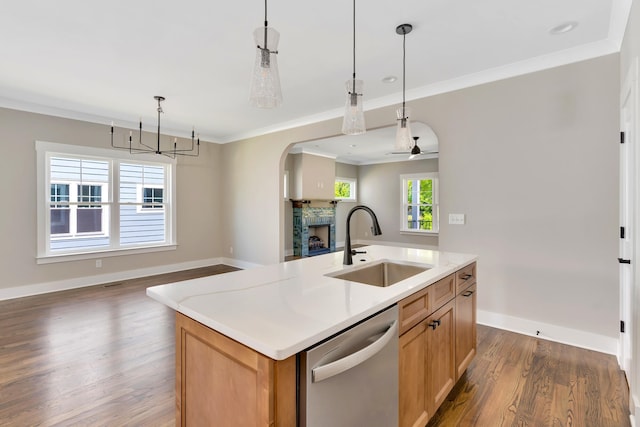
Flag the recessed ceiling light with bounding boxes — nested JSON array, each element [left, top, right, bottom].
[[382, 76, 397, 83], [350, 144, 357, 148], [549, 21, 578, 35]]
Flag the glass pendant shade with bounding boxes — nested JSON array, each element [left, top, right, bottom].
[[249, 26, 282, 108], [394, 106, 413, 151], [342, 79, 366, 135]]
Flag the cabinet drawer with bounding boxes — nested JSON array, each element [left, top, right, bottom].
[[432, 274, 455, 309], [455, 262, 477, 294], [399, 274, 456, 336], [398, 286, 431, 336]]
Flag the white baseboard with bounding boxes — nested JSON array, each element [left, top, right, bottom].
[[0, 257, 232, 301], [353, 239, 439, 251], [478, 310, 618, 355], [631, 395, 640, 427], [219, 257, 264, 270]]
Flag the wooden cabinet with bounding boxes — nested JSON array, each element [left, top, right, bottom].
[[426, 300, 456, 414], [399, 264, 477, 426], [455, 281, 477, 379], [175, 313, 296, 427], [399, 274, 456, 427], [399, 320, 429, 427]]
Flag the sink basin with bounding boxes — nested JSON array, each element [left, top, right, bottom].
[[326, 260, 430, 287]]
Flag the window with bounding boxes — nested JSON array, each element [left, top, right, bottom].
[[142, 187, 164, 209], [36, 141, 176, 262], [401, 173, 438, 234], [335, 177, 357, 201]]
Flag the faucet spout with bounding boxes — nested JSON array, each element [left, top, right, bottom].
[[343, 205, 382, 265]]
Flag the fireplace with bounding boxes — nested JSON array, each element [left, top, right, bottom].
[[291, 201, 337, 257]]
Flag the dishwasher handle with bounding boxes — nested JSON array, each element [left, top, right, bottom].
[[312, 320, 398, 383]]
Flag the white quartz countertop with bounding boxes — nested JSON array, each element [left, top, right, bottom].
[[146, 245, 477, 360]]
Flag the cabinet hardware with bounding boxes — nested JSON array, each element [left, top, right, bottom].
[[460, 273, 472, 280], [428, 319, 441, 330], [462, 291, 474, 297], [618, 258, 631, 264]]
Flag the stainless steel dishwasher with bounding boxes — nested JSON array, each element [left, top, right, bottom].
[[299, 305, 399, 427]]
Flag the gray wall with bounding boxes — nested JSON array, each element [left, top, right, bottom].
[[2, 51, 621, 351], [0, 108, 222, 291], [435, 55, 619, 339], [222, 54, 619, 345], [357, 159, 439, 248]]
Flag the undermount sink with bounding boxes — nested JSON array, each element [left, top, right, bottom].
[[326, 260, 430, 287]]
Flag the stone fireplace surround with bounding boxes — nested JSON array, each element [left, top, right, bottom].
[[291, 200, 337, 257]]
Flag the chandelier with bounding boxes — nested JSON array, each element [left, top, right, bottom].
[[110, 96, 200, 158]]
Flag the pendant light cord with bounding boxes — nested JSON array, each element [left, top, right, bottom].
[[402, 29, 406, 118], [352, 0, 356, 81], [263, 0, 268, 49]]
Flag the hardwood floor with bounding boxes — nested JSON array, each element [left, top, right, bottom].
[[0, 266, 630, 426], [0, 265, 239, 427], [427, 326, 630, 427]]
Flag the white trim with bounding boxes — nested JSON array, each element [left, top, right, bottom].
[[218, 257, 264, 270], [0, 257, 222, 301], [400, 172, 439, 234], [36, 244, 177, 264], [477, 310, 618, 355], [352, 239, 439, 251]]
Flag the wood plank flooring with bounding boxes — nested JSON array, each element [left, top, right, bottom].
[[0, 266, 630, 426], [0, 265, 239, 427], [427, 326, 630, 427]]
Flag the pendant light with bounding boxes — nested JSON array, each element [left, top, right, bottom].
[[249, 0, 282, 108], [394, 23, 413, 152], [341, 0, 365, 135]]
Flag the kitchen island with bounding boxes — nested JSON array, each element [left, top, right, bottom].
[[147, 245, 477, 426]]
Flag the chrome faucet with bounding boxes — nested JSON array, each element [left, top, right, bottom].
[[343, 205, 382, 265]]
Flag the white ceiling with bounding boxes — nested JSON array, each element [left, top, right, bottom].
[[0, 0, 630, 151]]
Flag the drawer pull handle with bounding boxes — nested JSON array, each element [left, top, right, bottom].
[[461, 273, 473, 280], [462, 291, 474, 297], [428, 319, 441, 330]]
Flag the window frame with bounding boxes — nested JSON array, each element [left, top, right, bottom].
[[400, 172, 439, 235], [334, 177, 357, 202], [36, 141, 177, 264]]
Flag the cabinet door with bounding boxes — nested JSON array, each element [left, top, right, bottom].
[[175, 313, 296, 427], [399, 321, 430, 427], [455, 282, 477, 379], [426, 300, 456, 415]]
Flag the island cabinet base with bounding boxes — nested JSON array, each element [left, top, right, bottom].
[[175, 313, 297, 427]]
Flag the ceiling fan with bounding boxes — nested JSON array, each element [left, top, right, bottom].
[[388, 136, 439, 159]]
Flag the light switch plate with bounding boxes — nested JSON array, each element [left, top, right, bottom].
[[449, 213, 465, 225]]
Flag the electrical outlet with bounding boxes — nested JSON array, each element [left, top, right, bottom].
[[364, 231, 369, 237], [229, 246, 234, 255], [448, 213, 465, 225], [95, 259, 102, 268]]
